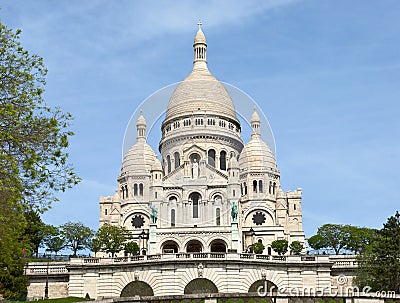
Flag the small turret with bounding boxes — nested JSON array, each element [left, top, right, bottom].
[[251, 107, 261, 136], [137, 111, 146, 142]]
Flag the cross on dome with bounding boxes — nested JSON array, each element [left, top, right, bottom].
[[193, 22, 207, 68]]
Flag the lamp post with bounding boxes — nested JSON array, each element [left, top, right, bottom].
[[44, 261, 49, 299], [357, 241, 363, 287], [248, 227, 256, 253], [139, 230, 148, 255]]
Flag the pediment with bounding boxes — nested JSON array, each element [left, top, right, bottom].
[[163, 161, 228, 184], [183, 144, 206, 155]]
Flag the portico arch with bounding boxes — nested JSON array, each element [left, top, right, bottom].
[[120, 281, 154, 297], [209, 239, 227, 253], [184, 278, 218, 294], [186, 239, 203, 253], [161, 240, 179, 254]]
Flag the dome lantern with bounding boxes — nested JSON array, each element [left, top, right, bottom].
[[193, 21, 207, 70]]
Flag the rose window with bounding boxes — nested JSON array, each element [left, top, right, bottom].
[[132, 215, 145, 228], [252, 212, 266, 225]]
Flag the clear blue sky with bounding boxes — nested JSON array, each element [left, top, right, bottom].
[[2, 1, 399, 240]]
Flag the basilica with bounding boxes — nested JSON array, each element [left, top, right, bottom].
[[98, 25, 305, 256], [26, 26, 361, 300]]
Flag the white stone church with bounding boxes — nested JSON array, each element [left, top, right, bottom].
[[26, 27, 361, 300], [99, 25, 305, 256]]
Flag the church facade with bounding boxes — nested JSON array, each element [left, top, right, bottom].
[[25, 27, 364, 301], [99, 26, 305, 256]]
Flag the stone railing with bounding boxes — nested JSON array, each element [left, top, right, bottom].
[[25, 262, 69, 276], [25, 254, 358, 274], [69, 253, 336, 265], [329, 254, 359, 268]]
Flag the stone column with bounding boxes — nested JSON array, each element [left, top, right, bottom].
[[149, 223, 157, 255], [231, 222, 239, 252]]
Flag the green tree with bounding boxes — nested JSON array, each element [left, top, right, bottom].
[[0, 199, 29, 299], [0, 21, 80, 211], [23, 210, 45, 257], [314, 224, 351, 255], [42, 225, 65, 255], [356, 211, 400, 292], [96, 224, 131, 257], [124, 241, 140, 256], [60, 222, 94, 257], [0, 20, 79, 298], [271, 239, 288, 255], [307, 234, 327, 253], [88, 237, 102, 257], [289, 241, 303, 255], [250, 242, 265, 254], [345, 226, 378, 254]]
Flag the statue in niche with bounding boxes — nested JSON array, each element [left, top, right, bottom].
[[198, 263, 204, 277], [231, 202, 238, 222], [150, 205, 158, 224], [192, 158, 199, 179]]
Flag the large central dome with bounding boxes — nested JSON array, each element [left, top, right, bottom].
[[165, 26, 238, 123]]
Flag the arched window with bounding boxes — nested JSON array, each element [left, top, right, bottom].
[[273, 182, 276, 195], [134, 184, 138, 196], [294, 204, 296, 210], [166, 155, 171, 174], [220, 151, 227, 171], [216, 208, 221, 226], [269, 181, 272, 194], [171, 209, 176, 227], [259, 180, 263, 193], [208, 149, 216, 167], [174, 152, 180, 169], [121, 186, 125, 199], [189, 192, 201, 218], [253, 180, 258, 193], [241, 184, 243, 196], [125, 185, 128, 198], [105, 209, 108, 215], [214, 195, 222, 203], [139, 183, 143, 196], [244, 182, 248, 195]]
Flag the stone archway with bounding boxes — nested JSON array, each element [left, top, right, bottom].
[[210, 239, 227, 252], [186, 239, 203, 253], [184, 278, 218, 294], [120, 281, 154, 297], [248, 279, 278, 295]]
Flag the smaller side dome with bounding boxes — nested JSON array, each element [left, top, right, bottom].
[[239, 136, 276, 171], [239, 110, 276, 171], [121, 112, 161, 175], [122, 142, 159, 175]]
